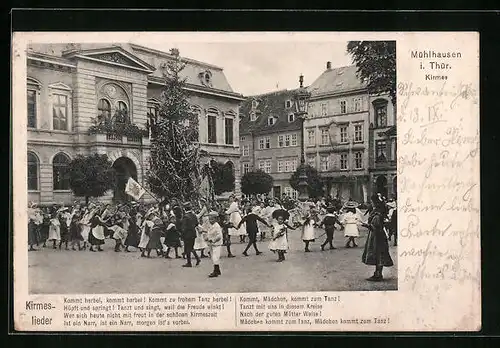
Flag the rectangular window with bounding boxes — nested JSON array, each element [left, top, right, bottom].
[[291, 134, 297, 146], [354, 124, 363, 142], [340, 153, 348, 170], [225, 118, 234, 145], [259, 160, 265, 171], [376, 140, 387, 161], [243, 163, 250, 174], [285, 161, 291, 173], [259, 138, 265, 150], [321, 103, 327, 116], [288, 113, 295, 122], [321, 128, 329, 145], [292, 159, 298, 171], [291, 188, 298, 200], [265, 136, 271, 149], [207, 115, 217, 143], [285, 100, 292, 108], [285, 134, 291, 147], [375, 104, 388, 127], [278, 135, 284, 148], [307, 129, 316, 146], [354, 98, 361, 112], [340, 126, 348, 143], [277, 161, 284, 173], [52, 94, 68, 131], [340, 100, 346, 114], [147, 106, 158, 118], [250, 112, 257, 121], [320, 155, 329, 171], [242, 145, 249, 157], [354, 152, 363, 169], [27, 90, 37, 128], [265, 160, 272, 174]]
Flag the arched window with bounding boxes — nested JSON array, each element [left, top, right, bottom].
[[115, 101, 129, 124], [53, 153, 71, 190], [27, 152, 39, 191], [97, 98, 111, 122]]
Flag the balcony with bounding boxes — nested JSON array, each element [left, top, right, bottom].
[[90, 133, 150, 146]]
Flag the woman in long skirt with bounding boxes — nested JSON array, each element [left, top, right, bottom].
[[69, 212, 83, 250], [59, 210, 71, 250], [124, 210, 140, 252], [361, 194, 394, 281], [28, 211, 39, 251]]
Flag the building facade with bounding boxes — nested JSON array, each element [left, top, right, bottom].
[[368, 95, 397, 199], [305, 63, 371, 203], [239, 90, 302, 199], [26, 43, 244, 206]]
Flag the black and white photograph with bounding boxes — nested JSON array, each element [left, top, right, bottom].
[[24, 37, 398, 294]]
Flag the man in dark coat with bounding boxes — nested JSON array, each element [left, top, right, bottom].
[[180, 202, 201, 267], [237, 206, 270, 256]]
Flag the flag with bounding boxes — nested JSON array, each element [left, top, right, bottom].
[[125, 177, 146, 201]]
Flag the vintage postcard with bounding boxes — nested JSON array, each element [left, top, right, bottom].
[[12, 31, 480, 331]]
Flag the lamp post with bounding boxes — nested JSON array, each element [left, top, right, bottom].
[[293, 74, 312, 202]]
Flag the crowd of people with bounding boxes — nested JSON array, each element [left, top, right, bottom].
[[27, 192, 397, 281]]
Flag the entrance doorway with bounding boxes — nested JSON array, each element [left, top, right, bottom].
[[112, 157, 138, 202], [375, 175, 388, 198]]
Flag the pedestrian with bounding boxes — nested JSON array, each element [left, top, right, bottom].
[[164, 214, 182, 259], [109, 213, 129, 252], [40, 207, 51, 247], [237, 206, 270, 256], [88, 206, 106, 252], [69, 211, 83, 251], [47, 211, 61, 249], [145, 209, 164, 258], [28, 205, 39, 251], [361, 194, 394, 281], [180, 202, 201, 267], [124, 208, 140, 252], [138, 209, 153, 254], [318, 205, 342, 251], [226, 194, 245, 243], [219, 213, 235, 258], [269, 209, 296, 262], [301, 204, 319, 252], [203, 211, 224, 278], [341, 203, 361, 248], [58, 207, 71, 250]]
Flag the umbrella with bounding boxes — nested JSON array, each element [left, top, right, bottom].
[[272, 209, 290, 221]]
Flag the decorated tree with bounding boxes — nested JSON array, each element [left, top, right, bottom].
[[241, 170, 273, 197], [289, 164, 324, 198], [68, 154, 116, 205], [146, 48, 203, 204], [346, 41, 396, 106], [210, 160, 235, 196]]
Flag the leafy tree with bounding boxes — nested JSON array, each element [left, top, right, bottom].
[[211, 160, 235, 196], [289, 164, 324, 199], [347, 41, 396, 105], [68, 154, 116, 205], [241, 170, 274, 196], [146, 49, 203, 204]]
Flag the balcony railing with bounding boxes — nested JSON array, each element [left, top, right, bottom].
[[106, 133, 122, 141]]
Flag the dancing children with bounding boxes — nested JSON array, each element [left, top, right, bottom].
[[268, 209, 296, 262], [47, 211, 61, 249], [164, 214, 182, 259], [341, 205, 361, 248], [318, 205, 342, 251], [236, 206, 270, 256], [144, 210, 164, 258], [180, 202, 201, 267], [69, 210, 83, 251], [301, 204, 319, 252]]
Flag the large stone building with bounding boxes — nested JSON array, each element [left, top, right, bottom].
[[239, 90, 302, 199], [26, 43, 244, 206], [305, 63, 371, 203]]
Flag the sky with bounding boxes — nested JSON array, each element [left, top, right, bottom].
[[135, 40, 354, 96]]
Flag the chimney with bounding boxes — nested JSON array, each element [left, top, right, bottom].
[[326, 61, 332, 70]]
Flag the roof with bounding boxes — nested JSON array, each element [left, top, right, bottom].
[[239, 89, 302, 136], [307, 65, 367, 97], [27, 43, 237, 94]]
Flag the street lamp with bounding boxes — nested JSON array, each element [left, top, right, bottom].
[[293, 74, 312, 202]]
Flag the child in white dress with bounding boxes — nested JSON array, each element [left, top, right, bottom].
[[340, 207, 361, 248]]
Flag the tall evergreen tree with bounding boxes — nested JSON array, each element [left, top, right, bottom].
[[146, 49, 202, 204]]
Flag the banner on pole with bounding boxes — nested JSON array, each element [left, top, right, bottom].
[[125, 177, 146, 201]]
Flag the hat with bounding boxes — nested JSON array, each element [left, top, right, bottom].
[[344, 201, 359, 209], [28, 201, 38, 209], [272, 209, 290, 220], [207, 211, 219, 218], [183, 202, 192, 210]]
